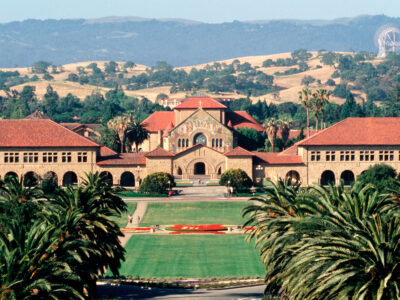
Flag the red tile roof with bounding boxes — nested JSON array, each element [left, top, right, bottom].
[[163, 121, 174, 137], [145, 147, 175, 157], [141, 111, 174, 132], [174, 96, 227, 109], [225, 146, 255, 157], [226, 111, 264, 132], [97, 153, 146, 166], [0, 119, 99, 148], [254, 152, 303, 165], [298, 118, 400, 146], [99, 146, 118, 157]]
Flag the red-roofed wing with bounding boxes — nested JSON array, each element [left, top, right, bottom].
[[0, 119, 99, 148], [225, 146, 255, 157], [174, 96, 227, 109], [145, 147, 175, 157], [226, 111, 264, 132], [97, 153, 146, 166], [141, 111, 174, 132], [254, 152, 303, 165]]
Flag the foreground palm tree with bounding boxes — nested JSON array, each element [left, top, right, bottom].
[[244, 180, 400, 299], [126, 120, 150, 152], [312, 89, 330, 131], [298, 88, 312, 137], [264, 118, 281, 152], [279, 119, 290, 147]]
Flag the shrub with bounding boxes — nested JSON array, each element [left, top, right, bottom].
[[357, 163, 398, 192], [139, 172, 176, 194], [219, 168, 252, 192]]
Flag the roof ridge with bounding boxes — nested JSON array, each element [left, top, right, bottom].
[[49, 119, 100, 147]]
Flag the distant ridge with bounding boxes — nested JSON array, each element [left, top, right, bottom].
[[0, 14, 398, 68]]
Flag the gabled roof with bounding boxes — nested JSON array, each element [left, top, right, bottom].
[[24, 110, 50, 120], [174, 96, 227, 109], [99, 146, 118, 157], [145, 147, 175, 157], [97, 153, 146, 166], [163, 121, 174, 137], [254, 152, 303, 165], [298, 117, 400, 146], [226, 111, 264, 132], [141, 111, 174, 132], [225, 146, 255, 157], [0, 119, 99, 148]]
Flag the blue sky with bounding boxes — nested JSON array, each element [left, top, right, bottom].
[[0, 0, 399, 23]]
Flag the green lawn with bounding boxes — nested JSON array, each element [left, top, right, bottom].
[[119, 235, 264, 278], [110, 202, 137, 228], [140, 201, 249, 226]]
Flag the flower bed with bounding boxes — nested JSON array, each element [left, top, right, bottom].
[[169, 230, 226, 235], [166, 224, 228, 232]]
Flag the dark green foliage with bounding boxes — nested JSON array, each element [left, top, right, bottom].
[[340, 92, 364, 119], [236, 128, 265, 151], [325, 78, 335, 86], [139, 172, 176, 194], [219, 168, 252, 192], [357, 163, 398, 192], [301, 75, 315, 86], [31, 61, 51, 74]]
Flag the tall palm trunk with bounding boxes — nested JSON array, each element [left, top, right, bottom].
[[315, 115, 319, 131], [306, 109, 310, 138]]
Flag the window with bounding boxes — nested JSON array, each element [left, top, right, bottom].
[[43, 152, 58, 163], [62, 152, 72, 163], [23, 152, 38, 163], [178, 139, 181, 147], [215, 139, 218, 147], [77, 152, 87, 163], [340, 151, 355, 161], [212, 139, 214, 147], [4, 153, 19, 163], [311, 151, 320, 161], [379, 150, 394, 161], [360, 151, 374, 161], [186, 139, 189, 147], [219, 139, 223, 147], [326, 151, 335, 161]]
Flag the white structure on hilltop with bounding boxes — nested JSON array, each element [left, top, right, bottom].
[[376, 25, 400, 58]]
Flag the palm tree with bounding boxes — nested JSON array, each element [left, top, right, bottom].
[[279, 119, 290, 148], [298, 88, 312, 137], [264, 118, 281, 152], [243, 180, 400, 299], [312, 89, 330, 130], [126, 120, 150, 153], [107, 115, 133, 153]]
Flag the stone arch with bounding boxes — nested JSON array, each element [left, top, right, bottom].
[[63, 171, 78, 186], [321, 170, 335, 186], [286, 170, 300, 184], [194, 162, 206, 175], [214, 162, 225, 176], [341, 170, 355, 186], [100, 171, 113, 185], [5, 171, 18, 180], [177, 167, 183, 175], [193, 132, 207, 145], [43, 171, 58, 186], [24, 171, 40, 187], [120, 172, 135, 187]]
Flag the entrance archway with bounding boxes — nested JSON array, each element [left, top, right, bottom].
[[63, 171, 77, 186], [120, 172, 135, 187], [321, 170, 335, 186], [43, 171, 58, 186], [5, 171, 18, 181], [24, 172, 40, 187], [286, 170, 300, 184], [341, 170, 355, 186], [194, 162, 206, 175]]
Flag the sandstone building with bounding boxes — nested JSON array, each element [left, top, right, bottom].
[[0, 96, 399, 187]]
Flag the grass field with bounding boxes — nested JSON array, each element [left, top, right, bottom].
[[110, 202, 137, 228], [118, 235, 264, 278], [140, 201, 249, 226]]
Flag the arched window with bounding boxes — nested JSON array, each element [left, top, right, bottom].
[[193, 133, 207, 145], [340, 170, 355, 186], [186, 139, 189, 147], [217, 167, 222, 175], [5, 171, 18, 181], [63, 171, 77, 186], [23, 172, 40, 187], [321, 170, 335, 186], [215, 139, 219, 147], [219, 139, 223, 147], [178, 139, 181, 147], [100, 171, 113, 185], [285, 170, 300, 184], [177, 167, 183, 175], [121, 172, 135, 187], [212, 139, 215, 147]]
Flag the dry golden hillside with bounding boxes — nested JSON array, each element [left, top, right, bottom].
[[1, 52, 359, 104]]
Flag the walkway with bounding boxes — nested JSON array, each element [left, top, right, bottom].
[[119, 201, 148, 247]]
